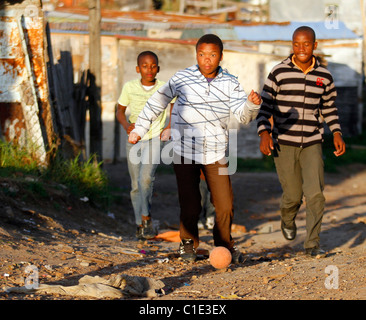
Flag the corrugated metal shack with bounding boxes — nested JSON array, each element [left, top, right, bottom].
[[46, 8, 363, 161], [47, 7, 272, 161], [1, 3, 363, 163]]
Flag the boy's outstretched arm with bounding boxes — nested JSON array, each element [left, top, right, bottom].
[[132, 81, 176, 141], [333, 132, 346, 157], [160, 103, 174, 141]]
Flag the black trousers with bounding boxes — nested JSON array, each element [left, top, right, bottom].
[[173, 155, 234, 249]]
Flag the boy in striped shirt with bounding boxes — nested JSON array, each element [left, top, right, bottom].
[[129, 34, 261, 263], [257, 26, 346, 257]]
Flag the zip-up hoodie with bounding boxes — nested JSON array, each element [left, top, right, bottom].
[[257, 54, 342, 148], [132, 64, 260, 164]]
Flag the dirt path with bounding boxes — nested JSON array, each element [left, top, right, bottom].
[[0, 161, 365, 303]]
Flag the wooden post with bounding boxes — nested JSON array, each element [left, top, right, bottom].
[[88, 0, 103, 162], [361, 0, 366, 83], [113, 103, 120, 164]]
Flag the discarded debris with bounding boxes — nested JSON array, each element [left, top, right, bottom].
[[97, 232, 122, 241], [154, 231, 180, 242], [263, 274, 287, 284], [118, 248, 143, 256], [5, 274, 165, 299], [156, 258, 169, 264], [257, 224, 273, 234], [107, 212, 115, 219], [357, 217, 366, 224], [231, 224, 247, 233], [218, 294, 240, 299]]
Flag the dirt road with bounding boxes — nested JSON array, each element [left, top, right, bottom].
[[0, 161, 365, 303]]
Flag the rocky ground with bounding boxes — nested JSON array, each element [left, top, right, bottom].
[[0, 160, 365, 305]]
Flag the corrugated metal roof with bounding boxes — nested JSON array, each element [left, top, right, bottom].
[[47, 9, 360, 42], [205, 28, 239, 40], [47, 7, 233, 26], [234, 21, 360, 41], [180, 29, 205, 40], [180, 28, 238, 40]]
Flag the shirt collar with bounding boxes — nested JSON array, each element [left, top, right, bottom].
[[291, 55, 316, 74]]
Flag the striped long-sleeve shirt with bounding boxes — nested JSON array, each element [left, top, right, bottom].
[[257, 54, 342, 148], [132, 65, 260, 164]]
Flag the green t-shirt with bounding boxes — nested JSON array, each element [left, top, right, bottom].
[[118, 79, 167, 140]]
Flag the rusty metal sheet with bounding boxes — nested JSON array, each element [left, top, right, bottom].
[[0, 16, 24, 104], [0, 102, 26, 143], [0, 7, 53, 164]]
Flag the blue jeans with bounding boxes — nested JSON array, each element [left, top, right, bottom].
[[126, 136, 162, 225], [199, 179, 216, 220]]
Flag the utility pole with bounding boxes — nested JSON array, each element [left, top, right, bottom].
[[88, 0, 103, 162]]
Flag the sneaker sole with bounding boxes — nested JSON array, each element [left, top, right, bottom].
[[181, 256, 197, 262], [143, 235, 156, 240]]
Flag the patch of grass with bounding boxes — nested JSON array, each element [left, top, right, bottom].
[[0, 140, 40, 176], [236, 156, 276, 172], [235, 132, 366, 173], [0, 140, 110, 209], [322, 132, 366, 172], [25, 181, 49, 199], [43, 153, 110, 207]]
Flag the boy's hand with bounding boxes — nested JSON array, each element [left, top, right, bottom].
[[259, 131, 274, 156], [128, 132, 141, 144], [248, 90, 261, 105], [127, 123, 135, 135], [160, 127, 171, 141], [333, 132, 346, 157]]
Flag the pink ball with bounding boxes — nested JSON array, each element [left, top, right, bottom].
[[209, 246, 232, 269]]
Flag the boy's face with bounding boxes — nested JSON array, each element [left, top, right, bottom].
[[136, 54, 159, 86], [292, 30, 317, 67], [196, 43, 223, 78]]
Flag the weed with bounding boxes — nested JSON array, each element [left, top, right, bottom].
[[0, 140, 110, 209]]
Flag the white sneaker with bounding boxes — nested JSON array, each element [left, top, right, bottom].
[[206, 216, 215, 229]]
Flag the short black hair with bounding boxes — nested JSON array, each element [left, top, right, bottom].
[[293, 26, 316, 42], [137, 51, 159, 66], [196, 34, 223, 53]]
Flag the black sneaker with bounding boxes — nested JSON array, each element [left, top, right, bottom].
[[179, 239, 197, 262], [305, 247, 327, 258], [142, 218, 157, 240], [230, 246, 244, 264], [281, 221, 297, 240], [136, 225, 144, 240]]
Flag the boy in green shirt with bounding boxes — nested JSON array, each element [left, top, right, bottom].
[[116, 51, 171, 240]]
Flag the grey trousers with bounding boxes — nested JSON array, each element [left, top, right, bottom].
[[273, 143, 325, 249]]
